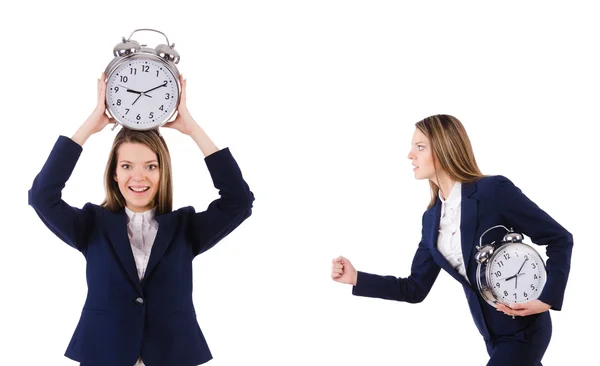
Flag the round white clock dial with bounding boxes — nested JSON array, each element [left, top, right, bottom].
[[489, 243, 547, 305], [106, 57, 179, 130]]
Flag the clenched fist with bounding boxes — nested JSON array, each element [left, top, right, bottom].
[[331, 256, 358, 286]]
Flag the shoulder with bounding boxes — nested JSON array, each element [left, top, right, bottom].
[[473, 174, 517, 191], [470, 175, 522, 203]]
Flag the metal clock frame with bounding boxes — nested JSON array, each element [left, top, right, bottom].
[[103, 29, 181, 131], [475, 225, 548, 308]]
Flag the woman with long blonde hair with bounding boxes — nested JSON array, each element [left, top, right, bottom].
[[331, 114, 572, 366]]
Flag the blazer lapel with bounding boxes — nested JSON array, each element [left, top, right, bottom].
[[142, 211, 178, 286], [460, 181, 478, 278], [426, 194, 471, 287], [427, 200, 442, 251], [105, 209, 143, 294]]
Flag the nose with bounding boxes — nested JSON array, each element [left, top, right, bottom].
[[407, 148, 415, 161], [130, 167, 146, 181]]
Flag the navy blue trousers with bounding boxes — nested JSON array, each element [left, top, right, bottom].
[[485, 316, 552, 366]]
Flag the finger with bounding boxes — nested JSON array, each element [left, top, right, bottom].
[[334, 263, 344, 270], [333, 267, 344, 274], [331, 272, 341, 279], [98, 79, 106, 105], [511, 303, 525, 310]]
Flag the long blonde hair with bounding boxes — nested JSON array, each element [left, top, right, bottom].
[[415, 114, 484, 209], [100, 127, 173, 215]]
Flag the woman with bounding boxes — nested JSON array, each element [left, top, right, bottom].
[[28, 73, 255, 366], [331, 114, 572, 366]]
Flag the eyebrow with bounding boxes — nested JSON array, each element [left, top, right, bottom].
[[412, 141, 426, 145], [119, 160, 159, 164]]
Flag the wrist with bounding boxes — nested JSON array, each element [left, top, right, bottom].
[[72, 124, 93, 146]]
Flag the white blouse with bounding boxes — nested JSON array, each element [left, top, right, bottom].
[[437, 182, 470, 283], [124, 206, 159, 366]]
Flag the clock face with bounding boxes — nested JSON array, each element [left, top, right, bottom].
[[106, 57, 179, 130], [488, 243, 547, 304]]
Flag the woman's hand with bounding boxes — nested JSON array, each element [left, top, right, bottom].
[[331, 256, 358, 286], [72, 73, 115, 146], [163, 74, 200, 136], [496, 300, 551, 318]]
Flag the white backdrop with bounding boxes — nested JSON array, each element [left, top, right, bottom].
[[2, 1, 598, 365]]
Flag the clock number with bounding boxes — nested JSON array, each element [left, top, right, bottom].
[[125, 108, 130, 115], [495, 271, 501, 278], [533, 274, 538, 279], [130, 68, 137, 75], [513, 293, 517, 299], [149, 112, 154, 119], [159, 105, 164, 111], [523, 292, 528, 298], [136, 114, 141, 121], [120, 76, 128, 83], [503, 253, 511, 260], [116, 99, 121, 106], [156, 70, 159, 77], [530, 284, 535, 291], [524, 255, 529, 260], [498, 261, 504, 267], [496, 282, 500, 288], [165, 93, 170, 100], [503, 290, 508, 296], [531, 263, 537, 269], [114, 86, 119, 93], [142, 65, 150, 72]]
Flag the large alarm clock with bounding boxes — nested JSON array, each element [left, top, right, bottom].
[[104, 29, 181, 131], [474, 225, 547, 308]]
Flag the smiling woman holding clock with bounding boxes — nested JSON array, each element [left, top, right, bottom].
[[28, 73, 255, 366], [331, 114, 573, 366]]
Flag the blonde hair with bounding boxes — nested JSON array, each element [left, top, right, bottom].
[[415, 114, 484, 209], [100, 128, 173, 214]]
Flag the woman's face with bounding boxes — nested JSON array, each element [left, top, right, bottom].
[[407, 128, 436, 181], [114, 142, 160, 213]]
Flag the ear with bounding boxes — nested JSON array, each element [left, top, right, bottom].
[[113, 173, 118, 182]]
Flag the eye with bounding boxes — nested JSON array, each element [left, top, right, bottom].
[[120, 164, 131, 170], [147, 164, 158, 171], [417, 145, 425, 151]]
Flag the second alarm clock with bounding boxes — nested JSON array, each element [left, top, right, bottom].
[[104, 28, 181, 131], [474, 225, 548, 309]]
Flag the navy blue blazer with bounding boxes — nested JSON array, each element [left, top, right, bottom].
[[352, 175, 573, 341], [28, 136, 255, 366]]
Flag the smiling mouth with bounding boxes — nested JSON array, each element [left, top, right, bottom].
[[129, 186, 150, 192]]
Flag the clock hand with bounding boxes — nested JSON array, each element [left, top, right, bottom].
[[516, 258, 529, 275], [503, 258, 529, 283], [118, 85, 143, 94], [503, 272, 525, 281], [131, 94, 142, 106], [143, 81, 168, 94], [117, 85, 152, 98]]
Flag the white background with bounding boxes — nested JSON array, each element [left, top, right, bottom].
[[2, 1, 598, 365]]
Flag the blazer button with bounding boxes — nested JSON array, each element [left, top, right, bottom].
[[135, 297, 144, 306]]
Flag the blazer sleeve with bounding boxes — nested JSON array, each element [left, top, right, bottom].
[[494, 175, 573, 310], [351, 214, 442, 303], [28, 135, 94, 252], [190, 147, 254, 257]]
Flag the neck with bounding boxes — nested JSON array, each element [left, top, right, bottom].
[[433, 171, 456, 200]]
